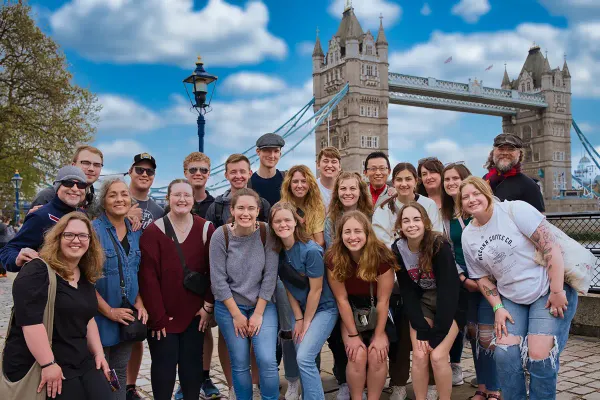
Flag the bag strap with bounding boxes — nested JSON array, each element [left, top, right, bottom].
[[164, 216, 191, 274], [202, 220, 211, 245], [106, 228, 127, 301]]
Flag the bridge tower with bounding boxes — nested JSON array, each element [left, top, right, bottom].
[[312, 4, 389, 172], [501, 45, 572, 201]]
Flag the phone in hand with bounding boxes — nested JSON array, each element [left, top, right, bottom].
[[108, 369, 120, 392]]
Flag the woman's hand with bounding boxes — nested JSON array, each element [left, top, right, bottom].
[[109, 308, 135, 325], [546, 290, 568, 319], [293, 319, 304, 344], [248, 312, 263, 337], [368, 332, 389, 363], [151, 317, 173, 340], [197, 307, 213, 332], [38, 363, 64, 398], [94, 353, 110, 381], [345, 335, 366, 362], [417, 339, 432, 354], [494, 307, 515, 339], [233, 313, 249, 338]]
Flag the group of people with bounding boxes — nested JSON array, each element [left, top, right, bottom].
[[0, 131, 578, 400]]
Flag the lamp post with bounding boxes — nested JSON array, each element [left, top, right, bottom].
[[183, 56, 218, 153], [11, 170, 23, 224]]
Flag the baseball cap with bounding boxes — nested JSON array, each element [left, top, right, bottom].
[[132, 153, 157, 169]]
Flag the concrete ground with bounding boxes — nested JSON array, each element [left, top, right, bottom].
[[1, 272, 600, 399]]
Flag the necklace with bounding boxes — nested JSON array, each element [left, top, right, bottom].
[[171, 215, 192, 233]]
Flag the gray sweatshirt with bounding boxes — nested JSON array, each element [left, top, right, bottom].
[[209, 225, 278, 306]]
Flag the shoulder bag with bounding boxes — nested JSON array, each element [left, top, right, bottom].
[[351, 282, 378, 332], [0, 260, 57, 400]]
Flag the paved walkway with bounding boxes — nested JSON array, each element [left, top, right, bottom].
[[1, 272, 600, 399]]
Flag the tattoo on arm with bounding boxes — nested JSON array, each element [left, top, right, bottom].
[[483, 284, 498, 297]]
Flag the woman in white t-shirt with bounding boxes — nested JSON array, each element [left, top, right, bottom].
[[459, 176, 577, 400]]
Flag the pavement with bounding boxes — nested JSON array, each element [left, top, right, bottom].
[[2, 272, 600, 399]]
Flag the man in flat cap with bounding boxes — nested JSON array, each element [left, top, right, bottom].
[[248, 132, 286, 206], [484, 133, 545, 212]]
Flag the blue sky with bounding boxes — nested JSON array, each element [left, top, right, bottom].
[[29, 0, 600, 192]]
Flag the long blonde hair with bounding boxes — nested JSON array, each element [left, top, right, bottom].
[[280, 165, 325, 233], [39, 212, 105, 283]]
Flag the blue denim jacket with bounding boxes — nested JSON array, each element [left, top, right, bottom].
[[93, 214, 142, 347]]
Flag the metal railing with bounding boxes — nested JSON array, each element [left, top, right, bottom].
[[546, 212, 600, 293]]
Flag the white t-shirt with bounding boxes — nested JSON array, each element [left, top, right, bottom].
[[462, 200, 548, 305], [318, 179, 333, 212]]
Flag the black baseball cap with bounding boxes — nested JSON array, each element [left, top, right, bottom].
[[132, 153, 157, 169], [493, 133, 523, 149]]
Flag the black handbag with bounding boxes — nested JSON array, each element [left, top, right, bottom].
[[278, 250, 309, 290], [163, 216, 210, 296], [106, 230, 147, 343]]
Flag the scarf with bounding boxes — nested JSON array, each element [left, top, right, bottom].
[[485, 163, 521, 191]]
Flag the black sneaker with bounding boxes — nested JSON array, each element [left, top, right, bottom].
[[126, 386, 142, 400]]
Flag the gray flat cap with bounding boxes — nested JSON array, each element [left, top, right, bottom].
[[256, 133, 285, 149], [53, 165, 87, 192]]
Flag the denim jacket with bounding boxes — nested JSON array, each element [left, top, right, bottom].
[[93, 214, 142, 347]]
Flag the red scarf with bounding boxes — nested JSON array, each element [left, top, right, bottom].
[[485, 163, 521, 191]]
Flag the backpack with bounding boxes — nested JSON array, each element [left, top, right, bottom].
[[222, 222, 267, 251]]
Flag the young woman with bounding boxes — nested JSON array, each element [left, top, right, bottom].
[[139, 179, 214, 400], [324, 172, 373, 249], [2, 212, 112, 399], [417, 157, 445, 209], [280, 165, 326, 247], [210, 188, 279, 400], [460, 176, 578, 400], [93, 178, 146, 400], [270, 202, 338, 400], [326, 211, 396, 400], [393, 202, 463, 400]]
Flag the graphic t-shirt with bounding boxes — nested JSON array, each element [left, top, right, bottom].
[[135, 198, 165, 230], [318, 179, 333, 211], [396, 239, 436, 290], [462, 200, 548, 305]]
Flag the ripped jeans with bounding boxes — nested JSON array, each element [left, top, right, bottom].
[[494, 284, 578, 400]]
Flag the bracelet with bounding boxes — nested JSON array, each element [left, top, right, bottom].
[[203, 306, 214, 314], [493, 303, 505, 312], [295, 317, 304, 321], [40, 360, 56, 369], [348, 333, 360, 338]]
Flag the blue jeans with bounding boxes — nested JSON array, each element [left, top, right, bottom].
[[215, 301, 279, 400], [467, 293, 499, 392], [291, 308, 338, 400], [494, 284, 578, 400], [275, 279, 300, 381]]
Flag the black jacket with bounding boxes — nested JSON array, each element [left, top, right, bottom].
[[492, 173, 545, 213]]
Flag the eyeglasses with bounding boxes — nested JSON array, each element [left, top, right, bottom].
[[187, 167, 209, 175], [365, 167, 389, 173], [418, 157, 440, 165], [133, 167, 155, 177], [61, 180, 88, 190], [79, 160, 103, 169], [444, 161, 466, 168], [62, 232, 91, 242]]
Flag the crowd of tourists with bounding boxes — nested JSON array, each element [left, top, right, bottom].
[[0, 131, 579, 400]]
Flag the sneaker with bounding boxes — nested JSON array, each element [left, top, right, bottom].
[[228, 386, 236, 400], [470, 377, 478, 388], [201, 377, 222, 399], [337, 383, 350, 400], [451, 363, 464, 386], [174, 385, 183, 400], [390, 385, 408, 400], [426, 385, 439, 400], [252, 384, 261, 399], [285, 379, 301, 400], [126, 386, 142, 400]]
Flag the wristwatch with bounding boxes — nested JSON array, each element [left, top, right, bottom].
[[40, 361, 56, 369]]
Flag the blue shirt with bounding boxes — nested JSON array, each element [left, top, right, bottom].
[[281, 240, 337, 312]]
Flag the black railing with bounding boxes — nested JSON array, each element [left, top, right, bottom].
[[546, 212, 600, 293]]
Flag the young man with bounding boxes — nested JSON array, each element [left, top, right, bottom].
[[0, 166, 87, 271], [316, 146, 342, 210], [248, 132, 286, 206], [364, 151, 394, 208]]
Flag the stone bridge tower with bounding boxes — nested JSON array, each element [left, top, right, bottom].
[[501, 45, 572, 202], [312, 5, 389, 172]]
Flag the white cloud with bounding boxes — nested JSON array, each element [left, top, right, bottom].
[[97, 139, 147, 158], [49, 0, 287, 68], [296, 41, 316, 57], [451, 0, 491, 24], [421, 3, 432, 16], [328, 0, 402, 29], [425, 139, 491, 176], [98, 95, 163, 133], [221, 72, 287, 95]]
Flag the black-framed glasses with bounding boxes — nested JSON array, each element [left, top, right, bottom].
[[79, 160, 103, 169], [62, 232, 91, 242], [418, 156, 440, 165], [187, 167, 209, 175], [365, 166, 389, 173], [444, 160, 466, 168], [133, 167, 155, 176], [61, 180, 88, 190]]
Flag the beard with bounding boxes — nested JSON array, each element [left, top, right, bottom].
[[493, 155, 518, 173]]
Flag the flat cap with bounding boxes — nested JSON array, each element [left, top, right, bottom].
[[256, 133, 285, 149], [493, 133, 523, 149]]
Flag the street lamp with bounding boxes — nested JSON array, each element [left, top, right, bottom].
[[183, 56, 218, 153], [11, 170, 23, 224]]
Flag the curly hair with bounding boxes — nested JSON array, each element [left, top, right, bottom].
[[417, 158, 444, 196], [440, 163, 472, 222], [325, 210, 398, 283], [269, 202, 312, 252], [39, 212, 105, 283], [280, 165, 325, 234], [328, 172, 373, 234], [395, 202, 443, 274]]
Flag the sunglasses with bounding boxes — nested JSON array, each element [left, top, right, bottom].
[[133, 167, 155, 176], [61, 180, 88, 190], [418, 156, 440, 165], [444, 160, 466, 168], [187, 167, 210, 175]]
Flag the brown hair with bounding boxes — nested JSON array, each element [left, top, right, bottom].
[[380, 162, 418, 213], [225, 154, 251, 172], [280, 165, 325, 234], [39, 212, 104, 283], [457, 176, 495, 216], [395, 202, 444, 274], [183, 152, 211, 170], [417, 158, 444, 196], [440, 164, 472, 221], [72, 145, 103, 163], [269, 202, 312, 251], [317, 146, 342, 164], [328, 172, 373, 237], [229, 188, 261, 224], [325, 210, 398, 283]]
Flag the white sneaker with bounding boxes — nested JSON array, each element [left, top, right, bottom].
[[426, 385, 439, 400], [390, 385, 408, 400], [337, 383, 350, 400], [252, 384, 261, 399], [285, 379, 301, 400], [228, 386, 236, 400], [451, 363, 464, 386]]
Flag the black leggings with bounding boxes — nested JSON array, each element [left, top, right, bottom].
[[53, 367, 112, 400], [147, 316, 205, 400]]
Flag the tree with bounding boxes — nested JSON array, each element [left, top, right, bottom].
[[0, 0, 100, 202]]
